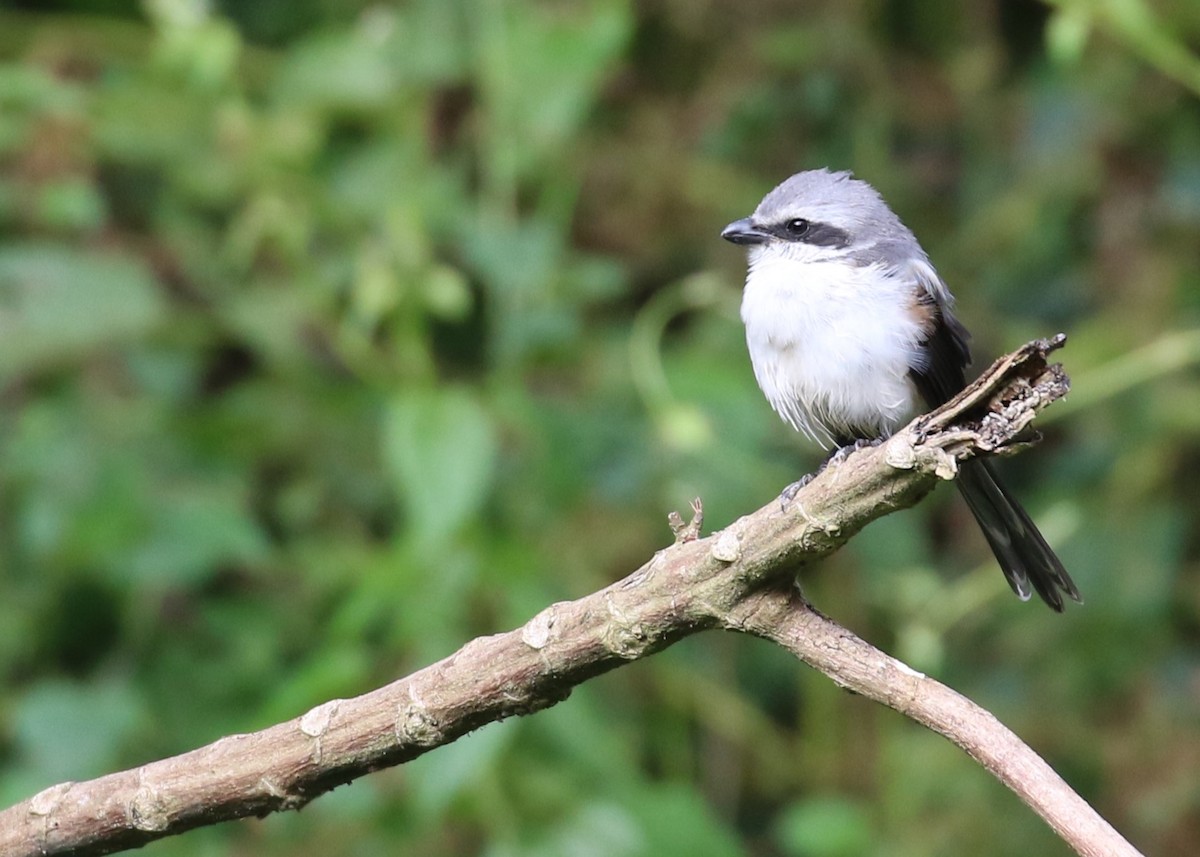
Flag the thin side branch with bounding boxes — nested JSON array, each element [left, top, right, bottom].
[[0, 337, 1141, 857], [726, 586, 1140, 857]]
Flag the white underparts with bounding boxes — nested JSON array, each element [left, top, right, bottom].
[[740, 245, 927, 448]]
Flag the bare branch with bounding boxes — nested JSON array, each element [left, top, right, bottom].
[[0, 337, 1141, 857], [726, 586, 1141, 857]]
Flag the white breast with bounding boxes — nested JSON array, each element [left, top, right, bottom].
[[740, 248, 925, 448]]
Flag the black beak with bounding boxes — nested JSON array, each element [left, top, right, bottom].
[[721, 218, 770, 245]]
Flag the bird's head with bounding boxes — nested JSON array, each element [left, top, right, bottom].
[[721, 169, 911, 266]]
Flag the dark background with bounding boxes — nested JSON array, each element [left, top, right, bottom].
[[2, 1, 1199, 855]]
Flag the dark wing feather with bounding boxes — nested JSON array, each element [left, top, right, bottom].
[[907, 290, 1080, 611], [908, 292, 970, 408]]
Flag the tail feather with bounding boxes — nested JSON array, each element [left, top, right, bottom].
[[956, 459, 1081, 611]]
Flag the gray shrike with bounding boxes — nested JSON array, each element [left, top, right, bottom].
[[722, 168, 1080, 611]]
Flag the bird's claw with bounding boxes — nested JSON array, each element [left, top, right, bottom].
[[778, 437, 883, 510], [779, 475, 813, 509]]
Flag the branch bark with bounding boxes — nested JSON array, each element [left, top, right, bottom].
[[0, 336, 1142, 857]]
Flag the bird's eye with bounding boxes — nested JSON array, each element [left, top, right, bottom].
[[785, 218, 811, 236]]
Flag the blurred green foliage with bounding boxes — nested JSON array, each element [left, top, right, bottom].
[[2, 1, 1199, 855]]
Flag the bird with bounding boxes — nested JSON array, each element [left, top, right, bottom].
[[721, 168, 1080, 611]]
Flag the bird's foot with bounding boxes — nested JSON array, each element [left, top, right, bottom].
[[779, 475, 813, 508], [832, 436, 884, 460], [778, 437, 883, 510]]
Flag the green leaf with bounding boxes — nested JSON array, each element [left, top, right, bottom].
[[1046, 5, 1093, 67], [383, 386, 498, 544], [35, 179, 108, 232], [273, 29, 398, 111], [11, 678, 142, 784], [626, 784, 745, 857], [408, 720, 516, 817], [0, 243, 164, 376], [128, 481, 269, 587], [527, 801, 645, 857], [775, 796, 874, 857]]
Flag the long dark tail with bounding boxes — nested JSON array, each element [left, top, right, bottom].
[[956, 459, 1081, 611]]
